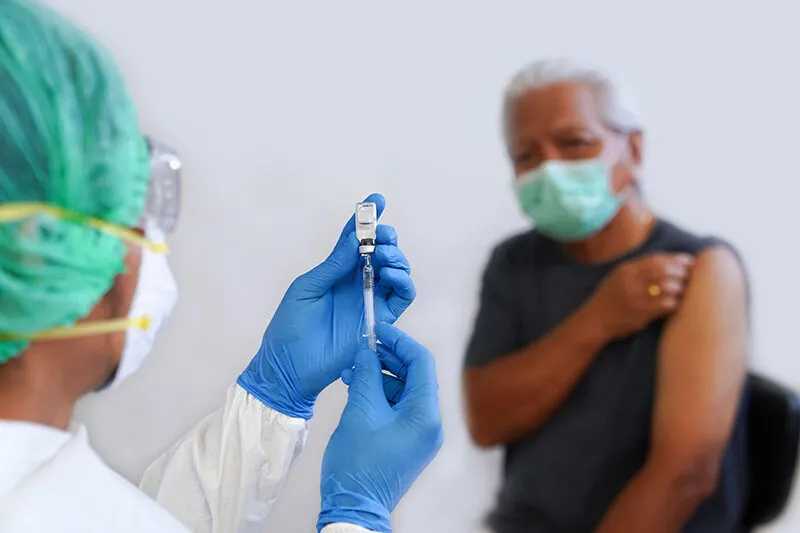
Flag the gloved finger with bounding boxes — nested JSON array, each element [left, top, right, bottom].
[[377, 343, 408, 379], [343, 340, 372, 387], [335, 193, 386, 249], [296, 231, 359, 296], [376, 224, 398, 246], [372, 244, 411, 274], [382, 373, 406, 405], [375, 323, 438, 398], [341, 367, 354, 386], [375, 268, 416, 322], [345, 348, 391, 412]]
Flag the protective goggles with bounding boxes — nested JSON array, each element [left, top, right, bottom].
[[0, 136, 182, 254], [143, 136, 182, 235]]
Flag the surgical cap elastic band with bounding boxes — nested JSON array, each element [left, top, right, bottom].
[[0, 203, 169, 254]]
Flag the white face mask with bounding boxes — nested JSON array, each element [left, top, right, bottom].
[[107, 228, 178, 389]]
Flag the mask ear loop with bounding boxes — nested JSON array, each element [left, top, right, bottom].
[[615, 186, 635, 204], [604, 136, 638, 203], [0, 317, 151, 342], [0, 203, 168, 342], [606, 133, 654, 232]]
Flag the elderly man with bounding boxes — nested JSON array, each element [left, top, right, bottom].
[[463, 59, 749, 533]]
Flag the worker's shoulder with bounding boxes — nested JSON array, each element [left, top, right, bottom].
[[486, 228, 545, 272]]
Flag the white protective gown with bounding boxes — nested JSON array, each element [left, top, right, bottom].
[[0, 384, 373, 533]]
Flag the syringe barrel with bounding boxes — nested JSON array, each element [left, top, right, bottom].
[[362, 255, 377, 351]]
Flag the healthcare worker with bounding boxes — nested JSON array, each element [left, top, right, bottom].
[[0, 2, 443, 533]]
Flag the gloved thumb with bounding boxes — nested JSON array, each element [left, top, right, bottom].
[[346, 348, 390, 413], [297, 231, 359, 297]]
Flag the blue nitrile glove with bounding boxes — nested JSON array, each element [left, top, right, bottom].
[[237, 194, 416, 420], [317, 323, 445, 533]]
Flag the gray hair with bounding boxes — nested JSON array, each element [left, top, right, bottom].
[[502, 58, 643, 150]]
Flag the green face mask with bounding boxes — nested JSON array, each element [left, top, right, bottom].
[[514, 158, 628, 242]]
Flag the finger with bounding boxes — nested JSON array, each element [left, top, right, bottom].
[[377, 343, 408, 379], [651, 252, 694, 265], [382, 373, 406, 405], [661, 254, 695, 277], [375, 323, 438, 395], [375, 268, 416, 322], [660, 277, 686, 296], [662, 262, 691, 279], [372, 244, 411, 274], [671, 253, 696, 267], [297, 231, 359, 296], [341, 339, 369, 386], [376, 224, 398, 246], [658, 295, 680, 312], [346, 348, 390, 411], [336, 193, 387, 248], [648, 252, 692, 270], [341, 368, 354, 386]]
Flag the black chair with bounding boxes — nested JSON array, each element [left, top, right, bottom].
[[743, 373, 800, 528]]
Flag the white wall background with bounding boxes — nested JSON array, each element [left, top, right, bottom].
[[42, 0, 798, 531]]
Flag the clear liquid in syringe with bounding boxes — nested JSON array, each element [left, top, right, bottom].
[[362, 254, 377, 352]]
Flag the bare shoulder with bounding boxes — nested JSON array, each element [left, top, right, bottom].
[[690, 245, 747, 292], [675, 245, 748, 321]]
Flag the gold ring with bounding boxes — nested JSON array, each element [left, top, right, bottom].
[[648, 284, 662, 297]]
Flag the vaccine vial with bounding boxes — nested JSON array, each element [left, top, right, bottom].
[[355, 202, 377, 254]]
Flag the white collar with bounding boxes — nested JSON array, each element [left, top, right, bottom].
[[0, 419, 83, 499]]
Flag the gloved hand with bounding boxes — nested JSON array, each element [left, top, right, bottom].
[[317, 323, 444, 533], [237, 194, 415, 420]]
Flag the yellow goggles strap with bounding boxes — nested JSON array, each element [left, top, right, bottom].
[[0, 202, 169, 254], [0, 316, 151, 342]]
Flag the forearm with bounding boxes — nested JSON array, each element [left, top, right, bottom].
[[140, 384, 308, 533], [596, 459, 716, 533], [464, 302, 609, 446]]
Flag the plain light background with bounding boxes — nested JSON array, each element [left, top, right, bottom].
[[38, 0, 797, 531]]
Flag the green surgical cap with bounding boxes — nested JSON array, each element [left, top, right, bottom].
[[0, 0, 150, 362]]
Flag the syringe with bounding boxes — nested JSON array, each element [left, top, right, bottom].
[[355, 201, 378, 352], [362, 254, 377, 351]]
